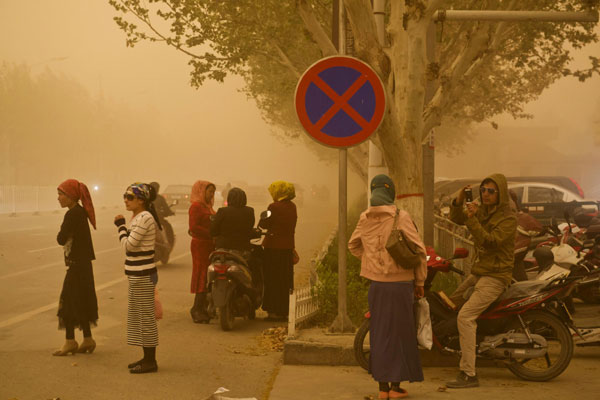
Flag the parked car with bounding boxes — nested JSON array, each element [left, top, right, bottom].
[[162, 184, 192, 209], [508, 182, 583, 204]]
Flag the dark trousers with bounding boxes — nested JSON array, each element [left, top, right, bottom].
[[262, 248, 293, 316]]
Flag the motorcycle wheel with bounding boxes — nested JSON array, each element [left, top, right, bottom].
[[353, 319, 370, 371], [506, 310, 573, 381], [219, 300, 235, 331]]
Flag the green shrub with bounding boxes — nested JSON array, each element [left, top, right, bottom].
[[314, 197, 369, 327], [430, 268, 461, 295]]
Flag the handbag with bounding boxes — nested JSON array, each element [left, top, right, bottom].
[[385, 209, 421, 270], [154, 287, 163, 320]]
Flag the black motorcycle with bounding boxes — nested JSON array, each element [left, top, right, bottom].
[[206, 211, 268, 331]]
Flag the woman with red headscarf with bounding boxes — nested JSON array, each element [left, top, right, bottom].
[[188, 180, 216, 323], [53, 179, 98, 356]]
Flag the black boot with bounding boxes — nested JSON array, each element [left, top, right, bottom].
[[130, 347, 158, 374], [190, 293, 210, 323]]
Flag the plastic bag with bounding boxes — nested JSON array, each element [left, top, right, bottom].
[[415, 297, 432, 350], [202, 387, 257, 400]]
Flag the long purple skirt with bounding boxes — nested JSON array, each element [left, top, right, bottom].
[[368, 281, 424, 383]]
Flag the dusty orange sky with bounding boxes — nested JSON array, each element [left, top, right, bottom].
[[0, 0, 347, 190], [1, 1, 599, 193]]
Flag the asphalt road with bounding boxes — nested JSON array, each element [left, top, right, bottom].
[[0, 201, 337, 399]]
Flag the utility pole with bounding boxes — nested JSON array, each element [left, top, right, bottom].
[[367, 0, 389, 203]]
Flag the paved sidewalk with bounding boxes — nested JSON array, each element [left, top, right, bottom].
[[272, 304, 600, 399], [270, 348, 600, 400]]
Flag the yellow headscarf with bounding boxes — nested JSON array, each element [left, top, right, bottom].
[[268, 181, 296, 202]]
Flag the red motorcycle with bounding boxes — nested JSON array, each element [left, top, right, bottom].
[[354, 247, 580, 381]]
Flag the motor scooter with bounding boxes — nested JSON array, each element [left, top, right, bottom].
[[155, 200, 177, 264], [206, 210, 269, 331]]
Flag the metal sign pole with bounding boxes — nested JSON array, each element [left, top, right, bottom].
[[433, 10, 598, 22], [331, 147, 352, 332], [329, 0, 353, 333]]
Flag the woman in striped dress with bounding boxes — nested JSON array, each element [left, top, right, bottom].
[[114, 183, 162, 374]]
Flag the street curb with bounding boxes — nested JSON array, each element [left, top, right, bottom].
[[283, 339, 357, 366], [283, 339, 497, 367]]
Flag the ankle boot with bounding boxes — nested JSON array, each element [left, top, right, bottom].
[[190, 293, 210, 323], [52, 339, 79, 356], [190, 293, 203, 322], [76, 337, 96, 353]]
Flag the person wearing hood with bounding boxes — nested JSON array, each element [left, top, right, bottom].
[[210, 187, 255, 253], [53, 179, 99, 356], [348, 174, 427, 399], [188, 180, 217, 323], [259, 181, 298, 321], [446, 173, 517, 388]]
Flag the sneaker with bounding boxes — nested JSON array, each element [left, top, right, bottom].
[[446, 371, 479, 388]]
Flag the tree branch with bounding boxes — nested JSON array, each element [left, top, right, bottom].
[[422, 22, 491, 139], [270, 42, 302, 78], [343, 0, 389, 78], [296, 0, 338, 57]]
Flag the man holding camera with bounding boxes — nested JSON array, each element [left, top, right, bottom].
[[446, 173, 517, 388]]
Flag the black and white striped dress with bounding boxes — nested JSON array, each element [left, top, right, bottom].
[[117, 211, 158, 347]]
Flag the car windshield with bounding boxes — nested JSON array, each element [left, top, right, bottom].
[[164, 185, 191, 193]]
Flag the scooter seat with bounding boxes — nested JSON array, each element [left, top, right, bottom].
[[210, 249, 249, 267], [498, 280, 548, 301]]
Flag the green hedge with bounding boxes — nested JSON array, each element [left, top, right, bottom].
[[313, 197, 369, 326]]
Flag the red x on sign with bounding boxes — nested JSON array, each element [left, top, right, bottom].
[[295, 56, 385, 148]]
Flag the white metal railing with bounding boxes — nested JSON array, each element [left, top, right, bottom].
[[0, 185, 123, 215], [288, 227, 337, 338], [433, 214, 476, 275], [287, 286, 319, 337]]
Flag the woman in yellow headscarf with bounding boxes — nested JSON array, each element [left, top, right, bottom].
[[259, 181, 298, 321]]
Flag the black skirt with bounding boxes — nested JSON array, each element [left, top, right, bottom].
[[368, 281, 423, 383], [57, 260, 98, 329], [262, 248, 294, 316]]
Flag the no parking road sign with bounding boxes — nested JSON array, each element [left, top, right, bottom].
[[295, 56, 385, 148]]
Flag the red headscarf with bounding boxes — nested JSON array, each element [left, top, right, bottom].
[[191, 180, 216, 214], [58, 179, 97, 229]]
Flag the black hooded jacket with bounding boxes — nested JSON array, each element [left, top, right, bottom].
[[210, 188, 255, 251]]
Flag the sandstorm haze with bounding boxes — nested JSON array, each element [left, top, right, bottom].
[[1, 1, 600, 199], [435, 26, 600, 198], [0, 0, 348, 198]]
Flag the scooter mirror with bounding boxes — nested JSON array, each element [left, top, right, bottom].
[[259, 210, 272, 220], [563, 210, 573, 233], [550, 217, 560, 234], [452, 248, 469, 259]]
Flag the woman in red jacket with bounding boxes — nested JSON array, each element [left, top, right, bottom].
[[259, 181, 298, 321], [188, 180, 216, 323]]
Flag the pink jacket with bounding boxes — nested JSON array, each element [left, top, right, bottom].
[[348, 205, 427, 286]]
